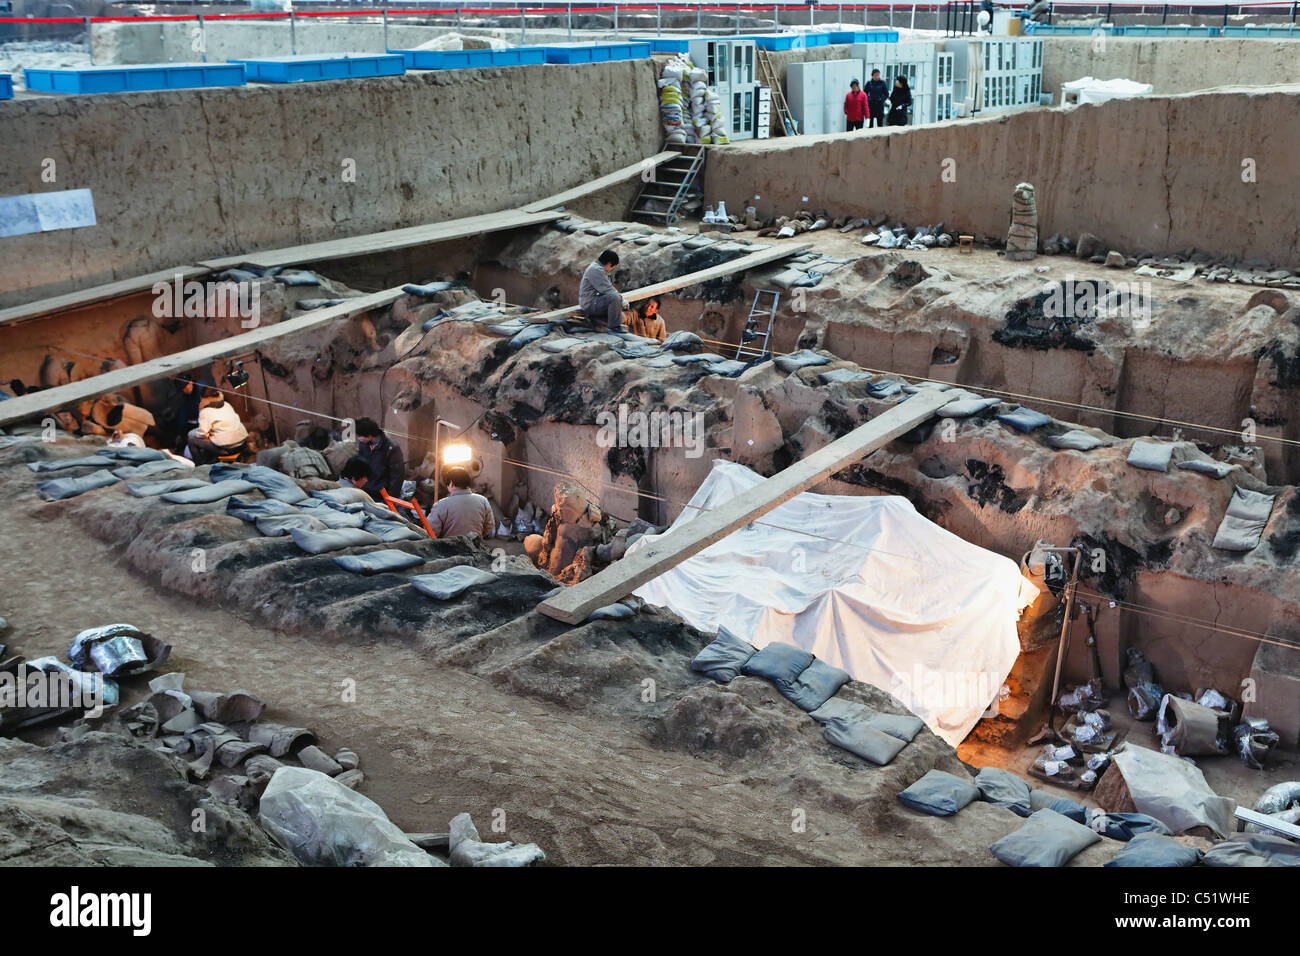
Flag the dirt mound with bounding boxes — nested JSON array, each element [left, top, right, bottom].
[[0, 730, 293, 866]]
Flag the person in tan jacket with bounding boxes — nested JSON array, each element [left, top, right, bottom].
[[626, 296, 666, 342]]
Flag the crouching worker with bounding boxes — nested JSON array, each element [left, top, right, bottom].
[[427, 466, 494, 539], [187, 388, 248, 464], [339, 456, 373, 492], [579, 249, 628, 333], [626, 296, 666, 342]]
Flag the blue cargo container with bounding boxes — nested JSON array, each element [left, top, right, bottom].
[[0, 74, 12, 100], [1222, 24, 1300, 36], [396, 47, 546, 70], [543, 42, 651, 64], [230, 53, 405, 83], [1117, 24, 1220, 36], [24, 62, 246, 95]]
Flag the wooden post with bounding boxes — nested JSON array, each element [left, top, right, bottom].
[[538, 388, 951, 624]]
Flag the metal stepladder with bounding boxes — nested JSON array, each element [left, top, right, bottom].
[[737, 290, 779, 361], [755, 47, 797, 136]]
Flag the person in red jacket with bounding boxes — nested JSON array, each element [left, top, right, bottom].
[[844, 79, 869, 132]]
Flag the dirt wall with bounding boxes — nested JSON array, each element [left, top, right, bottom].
[[0, 60, 662, 307], [1041, 36, 1300, 96], [705, 84, 1300, 268]]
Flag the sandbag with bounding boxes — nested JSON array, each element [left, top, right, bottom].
[[259, 767, 440, 867], [161, 479, 257, 503], [1212, 486, 1275, 552], [211, 463, 307, 503], [897, 769, 981, 817], [741, 642, 814, 686], [1085, 809, 1171, 841], [289, 527, 381, 555], [990, 809, 1100, 867], [823, 713, 908, 765], [37, 470, 121, 500], [1104, 833, 1203, 867], [773, 350, 831, 373], [410, 565, 497, 600], [690, 628, 758, 683], [96, 446, 166, 462], [1177, 458, 1233, 478], [363, 517, 423, 542], [307, 486, 374, 510], [996, 406, 1052, 433], [333, 550, 426, 575], [256, 514, 328, 537], [1201, 832, 1300, 867], [126, 478, 210, 497], [975, 767, 1032, 817], [296, 499, 368, 529], [1126, 440, 1173, 472], [112, 459, 189, 479], [28, 455, 115, 472], [777, 658, 851, 712], [226, 496, 302, 522], [1047, 429, 1105, 451]]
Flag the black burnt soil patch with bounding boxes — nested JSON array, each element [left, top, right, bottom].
[[1071, 533, 1147, 599], [964, 460, 1028, 513], [994, 283, 1099, 352], [1268, 495, 1300, 560], [1258, 343, 1300, 391], [606, 445, 647, 483], [669, 247, 750, 303]]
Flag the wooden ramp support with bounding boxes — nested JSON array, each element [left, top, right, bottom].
[[525, 242, 813, 325], [538, 388, 952, 624], [520, 151, 680, 213], [0, 289, 404, 429]]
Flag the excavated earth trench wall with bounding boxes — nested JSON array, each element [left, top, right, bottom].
[[0, 59, 662, 307], [704, 85, 1300, 270]]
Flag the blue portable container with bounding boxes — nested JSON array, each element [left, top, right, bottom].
[[230, 53, 405, 83], [24, 62, 246, 95]]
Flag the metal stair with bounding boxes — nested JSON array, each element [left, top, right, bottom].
[[628, 142, 706, 226], [737, 289, 779, 360], [756, 47, 797, 136]]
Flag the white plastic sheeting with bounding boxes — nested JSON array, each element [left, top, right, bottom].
[[632, 461, 1037, 747], [1061, 76, 1154, 105]]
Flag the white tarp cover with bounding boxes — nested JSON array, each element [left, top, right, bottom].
[[632, 461, 1037, 747], [1061, 76, 1154, 105]]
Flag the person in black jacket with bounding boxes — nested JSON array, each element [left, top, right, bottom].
[[353, 417, 406, 499], [887, 76, 912, 127], [865, 69, 889, 128]]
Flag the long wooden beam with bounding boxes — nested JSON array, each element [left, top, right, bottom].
[[0, 266, 212, 331], [519, 151, 680, 213], [0, 289, 403, 428], [526, 242, 813, 324], [199, 208, 565, 271], [538, 388, 952, 624]]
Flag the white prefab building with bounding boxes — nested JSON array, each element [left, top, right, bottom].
[[944, 36, 1043, 115], [785, 57, 864, 135], [688, 37, 759, 140]]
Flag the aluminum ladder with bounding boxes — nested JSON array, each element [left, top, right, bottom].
[[628, 142, 706, 226], [756, 47, 797, 136], [737, 290, 778, 360]]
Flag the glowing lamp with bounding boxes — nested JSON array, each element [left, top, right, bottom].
[[442, 442, 472, 466]]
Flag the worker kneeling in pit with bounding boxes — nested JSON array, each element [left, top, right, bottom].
[[579, 249, 628, 333], [428, 466, 495, 540]]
